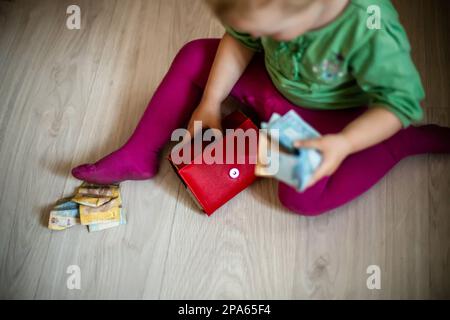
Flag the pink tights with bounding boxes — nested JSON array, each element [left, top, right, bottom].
[[72, 39, 450, 215]]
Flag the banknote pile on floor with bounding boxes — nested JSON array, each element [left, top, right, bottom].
[[48, 183, 126, 232], [256, 110, 323, 192]]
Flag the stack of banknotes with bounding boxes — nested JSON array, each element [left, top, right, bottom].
[[256, 110, 323, 192], [48, 183, 126, 232]]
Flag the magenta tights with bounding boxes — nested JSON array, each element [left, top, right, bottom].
[[72, 39, 450, 215]]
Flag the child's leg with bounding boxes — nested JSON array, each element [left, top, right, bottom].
[[73, 36, 450, 211], [278, 124, 450, 216], [72, 39, 222, 184], [72, 40, 286, 184]]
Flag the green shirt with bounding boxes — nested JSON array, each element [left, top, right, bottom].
[[226, 0, 425, 127]]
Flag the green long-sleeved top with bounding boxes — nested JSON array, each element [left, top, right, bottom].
[[226, 0, 425, 127]]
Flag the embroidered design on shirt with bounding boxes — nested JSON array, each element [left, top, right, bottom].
[[312, 53, 346, 82], [274, 37, 310, 81]]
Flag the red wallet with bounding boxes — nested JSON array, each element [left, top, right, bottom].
[[168, 111, 259, 216]]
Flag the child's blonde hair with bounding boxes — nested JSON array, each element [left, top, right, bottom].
[[205, 0, 313, 20]]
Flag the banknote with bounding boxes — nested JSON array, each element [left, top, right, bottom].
[[262, 110, 321, 150], [79, 196, 122, 225], [48, 199, 80, 231], [77, 184, 120, 198], [72, 194, 113, 208], [88, 209, 127, 232], [258, 111, 323, 191], [72, 183, 120, 207], [256, 132, 304, 188]]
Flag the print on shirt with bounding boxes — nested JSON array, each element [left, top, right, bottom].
[[312, 52, 347, 82]]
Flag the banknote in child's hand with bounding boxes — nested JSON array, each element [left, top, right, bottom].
[[258, 111, 323, 191]]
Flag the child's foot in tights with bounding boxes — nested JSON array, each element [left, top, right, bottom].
[[71, 146, 159, 185]]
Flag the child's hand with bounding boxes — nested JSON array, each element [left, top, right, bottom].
[[185, 102, 223, 140], [294, 134, 353, 190]]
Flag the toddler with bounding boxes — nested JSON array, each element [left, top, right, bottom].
[[72, 0, 450, 215]]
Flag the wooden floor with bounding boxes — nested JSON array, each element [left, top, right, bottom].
[[0, 0, 449, 300]]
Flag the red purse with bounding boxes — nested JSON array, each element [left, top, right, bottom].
[[168, 111, 259, 216]]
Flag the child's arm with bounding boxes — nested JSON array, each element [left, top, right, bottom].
[[295, 17, 425, 191], [186, 33, 255, 136], [341, 106, 402, 153], [295, 106, 403, 190]]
